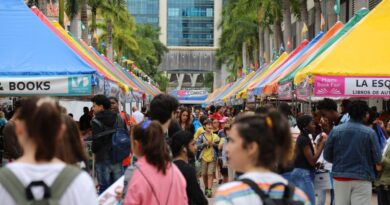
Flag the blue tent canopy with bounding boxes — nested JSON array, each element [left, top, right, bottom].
[[0, 0, 96, 96], [0, 0, 96, 76]]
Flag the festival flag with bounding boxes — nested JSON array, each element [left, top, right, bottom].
[[301, 23, 308, 35], [321, 14, 326, 31]]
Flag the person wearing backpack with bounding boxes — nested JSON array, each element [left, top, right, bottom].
[[91, 95, 129, 194], [215, 112, 310, 205], [123, 121, 188, 205], [0, 97, 98, 205]]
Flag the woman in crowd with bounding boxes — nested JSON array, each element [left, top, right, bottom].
[[375, 134, 390, 205], [56, 115, 88, 171], [290, 115, 328, 205], [179, 108, 195, 135], [214, 112, 310, 205], [0, 97, 98, 204], [123, 120, 187, 205], [218, 123, 231, 184]]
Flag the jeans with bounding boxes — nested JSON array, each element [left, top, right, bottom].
[[96, 160, 123, 194], [281, 171, 292, 182], [291, 168, 315, 205], [316, 189, 335, 205]]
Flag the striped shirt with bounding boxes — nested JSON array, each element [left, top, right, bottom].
[[215, 172, 311, 205]]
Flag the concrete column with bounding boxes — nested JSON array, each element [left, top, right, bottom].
[[159, 0, 167, 45], [191, 73, 200, 87], [214, 0, 223, 48], [177, 73, 184, 90]]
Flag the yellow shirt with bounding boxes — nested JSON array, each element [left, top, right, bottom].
[[194, 127, 205, 140], [201, 133, 219, 162]]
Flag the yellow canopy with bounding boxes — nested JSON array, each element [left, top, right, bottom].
[[295, 0, 390, 84], [238, 52, 289, 98], [222, 71, 256, 102]]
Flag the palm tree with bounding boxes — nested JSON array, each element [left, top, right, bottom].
[[314, 0, 322, 33], [299, 0, 309, 40], [327, 0, 337, 29], [65, 0, 79, 37], [80, 0, 89, 43], [100, 0, 128, 61], [282, 0, 293, 52], [88, 0, 104, 48]]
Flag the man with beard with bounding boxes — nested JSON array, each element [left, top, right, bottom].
[[171, 131, 208, 205]]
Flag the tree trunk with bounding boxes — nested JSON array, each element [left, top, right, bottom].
[[259, 28, 265, 66], [282, 0, 292, 52], [264, 26, 271, 63], [273, 20, 283, 54], [38, 0, 47, 15], [299, 0, 309, 40], [70, 18, 79, 38], [327, 0, 337, 29], [107, 19, 113, 61], [91, 8, 98, 48], [59, 0, 64, 28], [81, 0, 89, 43], [242, 42, 247, 71], [314, 0, 322, 33]]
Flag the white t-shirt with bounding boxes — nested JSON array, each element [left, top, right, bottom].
[[132, 111, 144, 124], [215, 172, 310, 205], [0, 162, 98, 205]]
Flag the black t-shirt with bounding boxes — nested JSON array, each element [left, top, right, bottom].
[[294, 134, 315, 170], [173, 160, 208, 205]]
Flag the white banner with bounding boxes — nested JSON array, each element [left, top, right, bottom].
[[0, 75, 91, 96], [345, 77, 390, 96]]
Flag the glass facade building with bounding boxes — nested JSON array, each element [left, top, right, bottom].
[[127, 0, 159, 27], [167, 0, 214, 46]]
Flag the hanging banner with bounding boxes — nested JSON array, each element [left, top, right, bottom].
[[170, 89, 209, 104], [296, 77, 311, 101], [314, 76, 390, 98], [278, 82, 293, 100], [0, 75, 91, 96]]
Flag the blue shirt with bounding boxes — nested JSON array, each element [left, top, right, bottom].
[[324, 120, 382, 181]]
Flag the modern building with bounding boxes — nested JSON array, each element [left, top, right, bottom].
[[127, 0, 159, 27], [128, 0, 226, 101]]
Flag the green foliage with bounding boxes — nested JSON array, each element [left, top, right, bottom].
[[205, 72, 214, 91]]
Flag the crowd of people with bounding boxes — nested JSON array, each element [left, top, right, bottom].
[[0, 95, 389, 205]]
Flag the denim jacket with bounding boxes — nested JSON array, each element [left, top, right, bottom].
[[324, 120, 382, 181]]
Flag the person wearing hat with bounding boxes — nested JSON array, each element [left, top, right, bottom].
[[290, 115, 328, 205]]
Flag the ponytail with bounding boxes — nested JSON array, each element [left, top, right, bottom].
[[133, 121, 171, 174], [233, 111, 292, 169], [16, 97, 62, 161]]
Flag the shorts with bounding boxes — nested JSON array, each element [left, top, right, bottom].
[[201, 160, 216, 176]]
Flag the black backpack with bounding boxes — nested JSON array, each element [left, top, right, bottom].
[[240, 178, 304, 205], [93, 114, 130, 163]]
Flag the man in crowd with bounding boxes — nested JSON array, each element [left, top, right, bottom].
[[91, 95, 124, 194], [317, 98, 343, 128], [324, 100, 382, 205], [149, 94, 180, 139], [171, 131, 208, 205], [132, 106, 144, 124], [79, 107, 92, 135]]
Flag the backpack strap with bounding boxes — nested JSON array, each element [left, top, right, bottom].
[[240, 178, 272, 204], [50, 165, 82, 200], [268, 182, 295, 200], [92, 118, 116, 139], [0, 167, 29, 204]]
